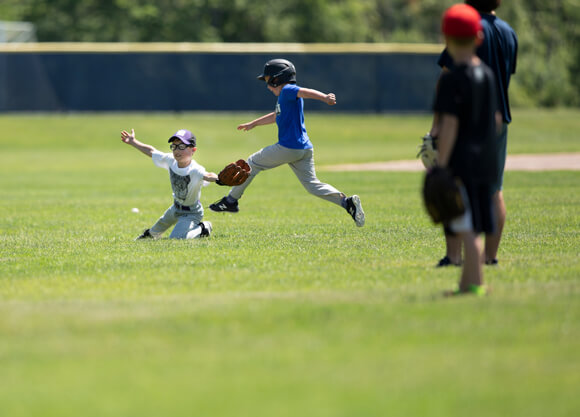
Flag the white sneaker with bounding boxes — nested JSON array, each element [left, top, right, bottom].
[[200, 221, 212, 237]]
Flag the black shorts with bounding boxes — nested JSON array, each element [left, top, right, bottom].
[[491, 123, 508, 193]]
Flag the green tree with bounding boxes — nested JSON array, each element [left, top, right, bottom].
[[4, 0, 580, 106]]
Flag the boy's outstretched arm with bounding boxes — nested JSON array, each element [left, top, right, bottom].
[[203, 172, 218, 183], [120, 129, 156, 158], [297, 88, 336, 105], [237, 112, 276, 131]]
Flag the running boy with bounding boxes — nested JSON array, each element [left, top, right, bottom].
[[209, 59, 365, 227], [433, 4, 501, 295], [121, 128, 217, 240]]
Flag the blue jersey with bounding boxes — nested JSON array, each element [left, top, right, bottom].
[[275, 84, 313, 150], [438, 13, 518, 123]]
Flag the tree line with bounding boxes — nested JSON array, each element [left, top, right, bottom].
[[1, 0, 578, 107]]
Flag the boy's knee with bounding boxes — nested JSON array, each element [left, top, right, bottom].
[[246, 158, 262, 174], [168, 231, 187, 239]]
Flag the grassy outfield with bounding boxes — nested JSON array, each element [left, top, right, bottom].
[[0, 109, 579, 417]]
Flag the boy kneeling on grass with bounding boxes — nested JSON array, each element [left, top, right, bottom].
[[431, 4, 502, 296], [121, 128, 219, 240]]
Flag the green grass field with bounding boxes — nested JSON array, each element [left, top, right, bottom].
[[1, 109, 579, 417]]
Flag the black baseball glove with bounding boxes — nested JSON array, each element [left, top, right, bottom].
[[422, 167, 466, 224]]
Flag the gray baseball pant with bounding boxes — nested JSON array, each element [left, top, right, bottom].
[[149, 204, 205, 239], [229, 143, 344, 206]]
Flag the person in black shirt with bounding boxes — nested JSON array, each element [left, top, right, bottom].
[[433, 3, 502, 295], [433, 0, 518, 267]]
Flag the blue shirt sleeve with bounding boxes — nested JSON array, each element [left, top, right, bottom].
[[279, 84, 299, 102]]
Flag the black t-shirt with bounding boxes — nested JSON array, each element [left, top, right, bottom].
[[438, 14, 518, 124], [433, 62, 499, 183]]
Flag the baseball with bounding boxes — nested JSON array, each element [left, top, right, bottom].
[[131, 207, 140, 213]]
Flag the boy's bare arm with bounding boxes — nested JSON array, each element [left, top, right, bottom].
[[121, 129, 155, 158], [297, 88, 336, 105], [203, 172, 218, 182], [436, 114, 459, 167], [237, 112, 276, 131]]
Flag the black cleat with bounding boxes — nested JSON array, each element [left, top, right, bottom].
[[135, 229, 153, 240], [209, 197, 239, 213], [199, 221, 212, 238], [436, 256, 462, 267], [345, 195, 365, 227]]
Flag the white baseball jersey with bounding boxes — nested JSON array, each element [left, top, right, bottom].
[[152, 150, 206, 208]]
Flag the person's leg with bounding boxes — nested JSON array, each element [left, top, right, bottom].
[[289, 149, 365, 226], [459, 231, 483, 291], [444, 184, 489, 296], [485, 190, 506, 263], [148, 205, 178, 237], [228, 144, 304, 200], [446, 207, 484, 293], [485, 123, 508, 263], [181, 222, 211, 239], [437, 225, 461, 266], [211, 144, 300, 213], [288, 149, 345, 206], [442, 232, 462, 266], [441, 186, 469, 268], [226, 155, 263, 202], [169, 213, 206, 239]]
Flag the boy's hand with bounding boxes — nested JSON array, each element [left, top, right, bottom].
[[417, 133, 438, 169], [325, 93, 336, 106], [120, 128, 155, 157], [121, 129, 136, 144], [237, 122, 254, 131]]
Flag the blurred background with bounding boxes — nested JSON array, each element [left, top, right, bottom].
[[0, 0, 578, 111]]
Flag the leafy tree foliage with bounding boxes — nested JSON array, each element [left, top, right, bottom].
[[3, 0, 579, 106]]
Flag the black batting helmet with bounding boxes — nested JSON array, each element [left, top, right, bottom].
[[257, 59, 296, 87]]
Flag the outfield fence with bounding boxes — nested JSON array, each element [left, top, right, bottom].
[[0, 43, 443, 112]]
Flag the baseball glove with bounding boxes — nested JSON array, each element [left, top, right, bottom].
[[216, 159, 251, 186], [417, 133, 438, 169], [422, 167, 466, 224]]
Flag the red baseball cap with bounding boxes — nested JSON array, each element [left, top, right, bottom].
[[442, 4, 482, 37]]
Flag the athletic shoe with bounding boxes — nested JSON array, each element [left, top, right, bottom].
[[209, 197, 239, 213], [436, 256, 462, 267], [199, 221, 212, 238], [444, 284, 488, 297], [345, 195, 365, 227], [135, 229, 153, 240], [485, 258, 498, 266]]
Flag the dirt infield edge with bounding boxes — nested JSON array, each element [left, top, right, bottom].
[[321, 153, 580, 172]]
